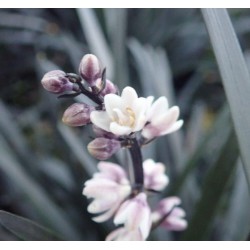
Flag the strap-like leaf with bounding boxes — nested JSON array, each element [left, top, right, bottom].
[[202, 8, 250, 189], [0, 210, 61, 241]]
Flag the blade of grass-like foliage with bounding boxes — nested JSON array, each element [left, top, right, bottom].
[[169, 105, 231, 195], [57, 123, 96, 177], [220, 160, 250, 240], [103, 9, 128, 87], [77, 8, 114, 79], [202, 8, 250, 189], [0, 135, 81, 240], [181, 127, 239, 240], [0, 210, 61, 240], [128, 39, 184, 173]]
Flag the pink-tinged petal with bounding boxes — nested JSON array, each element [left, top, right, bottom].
[[104, 94, 124, 119], [110, 122, 132, 136], [162, 216, 188, 231], [121, 87, 138, 107], [143, 159, 169, 191], [171, 207, 186, 218], [114, 193, 151, 240], [138, 205, 151, 240], [90, 111, 111, 132], [106, 227, 143, 241], [141, 124, 160, 140], [147, 96, 169, 121], [97, 161, 128, 184], [152, 106, 180, 129], [157, 196, 181, 214], [92, 205, 118, 223], [160, 120, 184, 135]]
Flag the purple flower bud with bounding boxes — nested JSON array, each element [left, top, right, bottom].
[[41, 70, 73, 94], [92, 125, 118, 139], [62, 103, 94, 127], [87, 138, 121, 160], [79, 54, 102, 86], [95, 78, 118, 97]]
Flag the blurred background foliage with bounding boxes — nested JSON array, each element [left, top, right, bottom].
[[0, 8, 250, 240]]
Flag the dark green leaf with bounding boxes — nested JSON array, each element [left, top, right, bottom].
[[181, 128, 239, 240], [0, 210, 61, 241], [202, 8, 250, 189]]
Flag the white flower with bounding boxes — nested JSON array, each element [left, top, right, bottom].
[[90, 86, 148, 136], [106, 227, 143, 241], [83, 162, 131, 222], [142, 96, 183, 140], [114, 193, 152, 240], [151, 196, 187, 231], [143, 159, 169, 191]]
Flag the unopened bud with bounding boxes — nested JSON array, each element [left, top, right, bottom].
[[79, 54, 102, 86], [62, 103, 94, 126], [95, 78, 118, 97], [87, 138, 121, 160], [92, 125, 118, 139], [41, 70, 73, 93]]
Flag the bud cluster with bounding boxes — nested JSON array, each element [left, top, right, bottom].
[[41, 54, 187, 241]]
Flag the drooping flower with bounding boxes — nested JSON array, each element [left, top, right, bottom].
[[62, 103, 94, 126], [142, 96, 183, 140], [114, 193, 152, 240], [83, 162, 131, 222], [151, 196, 187, 231], [87, 138, 121, 160], [79, 54, 102, 86], [143, 159, 169, 192], [106, 227, 143, 241], [90, 87, 148, 136], [41, 70, 74, 94]]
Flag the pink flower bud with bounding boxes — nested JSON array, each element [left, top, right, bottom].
[[62, 103, 94, 127], [79, 54, 102, 86], [41, 70, 73, 93], [87, 138, 121, 160], [92, 125, 118, 139], [95, 78, 118, 97]]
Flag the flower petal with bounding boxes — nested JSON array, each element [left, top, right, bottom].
[[97, 161, 128, 183], [90, 111, 111, 132], [104, 94, 124, 119], [161, 120, 184, 135], [110, 122, 132, 136], [147, 96, 169, 121], [121, 87, 138, 107]]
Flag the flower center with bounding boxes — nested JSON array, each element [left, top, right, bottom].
[[113, 107, 136, 128]]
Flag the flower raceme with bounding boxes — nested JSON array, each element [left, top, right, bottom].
[[41, 53, 187, 241]]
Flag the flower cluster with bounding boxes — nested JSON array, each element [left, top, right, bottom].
[[41, 54, 187, 241]]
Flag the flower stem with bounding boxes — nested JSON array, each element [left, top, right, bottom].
[[128, 137, 144, 193]]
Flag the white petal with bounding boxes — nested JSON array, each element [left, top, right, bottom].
[[121, 87, 138, 107], [110, 122, 132, 136], [152, 106, 180, 130], [161, 120, 184, 135], [90, 111, 111, 132], [104, 94, 124, 119], [148, 96, 168, 121], [132, 97, 148, 131]]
